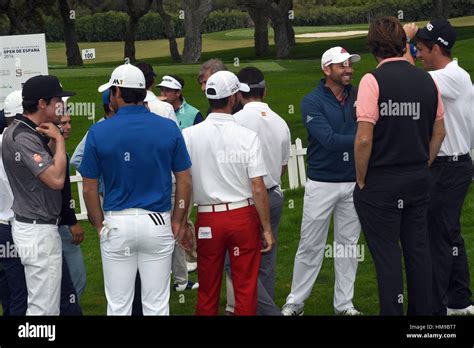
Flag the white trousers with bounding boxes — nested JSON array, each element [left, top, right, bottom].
[[286, 180, 361, 312], [12, 220, 62, 315], [100, 209, 175, 315]]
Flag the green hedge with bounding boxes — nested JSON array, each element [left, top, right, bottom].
[[44, 10, 251, 42]]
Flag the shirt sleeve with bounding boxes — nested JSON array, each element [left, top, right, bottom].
[[429, 69, 461, 100], [433, 79, 445, 121], [70, 131, 87, 172], [16, 132, 54, 177], [60, 160, 78, 226], [302, 98, 355, 151], [282, 124, 291, 166], [193, 112, 204, 125], [247, 133, 268, 179], [79, 130, 102, 179], [171, 126, 192, 173], [166, 105, 179, 126], [356, 73, 380, 124]]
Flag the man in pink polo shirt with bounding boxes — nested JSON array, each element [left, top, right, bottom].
[[353, 16, 446, 315]]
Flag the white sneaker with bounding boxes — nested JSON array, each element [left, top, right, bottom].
[[447, 304, 474, 315], [337, 307, 362, 316], [281, 303, 304, 316], [173, 280, 199, 292], [187, 262, 197, 273]]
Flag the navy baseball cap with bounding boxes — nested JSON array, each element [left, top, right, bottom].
[[22, 75, 75, 101], [416, 19, 457, 50]]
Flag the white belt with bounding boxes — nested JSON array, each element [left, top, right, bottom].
[[197, 199, 254, 213], [0, 219, 12, 226], [105, 208, 167, 216]]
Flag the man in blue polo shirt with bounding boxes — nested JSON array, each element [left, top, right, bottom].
[[80, 63, 193, 315]]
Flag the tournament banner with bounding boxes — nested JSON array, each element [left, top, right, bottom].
[[0, 33, 48, 110]]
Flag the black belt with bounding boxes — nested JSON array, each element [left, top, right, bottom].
[[15, 215, 61, 225], [267, 185, 279, 192], [434, 154, 471, 163]]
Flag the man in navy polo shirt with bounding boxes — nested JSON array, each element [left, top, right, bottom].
[[80, 63, 193, 315]]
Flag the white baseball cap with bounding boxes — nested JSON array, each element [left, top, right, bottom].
[[157, 75, 182, 90], [205, 71, 250, 100], [321, 46, 361, 70], [98, 64, 146, 93], [4, 90, 23, 118]]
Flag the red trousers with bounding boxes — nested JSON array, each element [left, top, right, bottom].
[[195, 205, 261, 315]]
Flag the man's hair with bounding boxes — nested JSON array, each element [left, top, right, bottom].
[[416, 37, 452, 58], [208, 97, 230, 110], [110, 86, 146, 104], [135, 62, 155, 90], [198, 58, 227, 84], [368, 16, 407, 59], [22, 97, 54, 114], [237, 67, 265, 99], [103, 104, 111, 114]]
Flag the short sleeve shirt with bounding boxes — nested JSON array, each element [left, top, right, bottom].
[[80, 105, 191, 212], [2, 116, 62, 220]]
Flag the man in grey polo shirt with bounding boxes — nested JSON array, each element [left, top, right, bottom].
[[2, 75, 74, 315]]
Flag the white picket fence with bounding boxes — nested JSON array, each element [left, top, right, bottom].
[[70, 172, 88, 221], [287, 138, 308, 190], [71, 143, 474, 221]]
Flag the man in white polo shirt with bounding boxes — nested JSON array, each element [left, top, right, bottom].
[[135, 62, 177, 124], [231, 66, 291, 315], [183, 70, 274, 315], [405, 20, 474, 315]]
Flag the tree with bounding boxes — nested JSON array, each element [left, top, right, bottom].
[[286, 0, 296, 46], [432, 0, 451, 20], [0, 0, 27, 34], [124, 0, 153, 64], [156, 0, 181, 62], [237, 0, 270, 56], [0, 0, 51, 35], [181, 0, 212, 63], [268, 0, 294, 59], [59, 0, 83, 67]]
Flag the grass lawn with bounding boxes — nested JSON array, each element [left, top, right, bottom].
[[45, 20, 474, 315], [47, 16, 474, 66]]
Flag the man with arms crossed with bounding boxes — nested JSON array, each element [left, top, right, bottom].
[[354, 17, 445, 315]]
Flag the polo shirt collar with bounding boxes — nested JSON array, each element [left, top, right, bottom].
[[376, 57, 408, 68], [243, 101, 269, 109], [206, 112, 236, 123], [16, 114, 39, 129], [319, 78, 352, 100], [175, 98, 188, 113], [116, 105, 149, 116]]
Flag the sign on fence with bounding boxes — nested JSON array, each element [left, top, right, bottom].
[[0, 33, 48, 109]]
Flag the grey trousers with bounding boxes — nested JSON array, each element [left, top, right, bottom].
[[226, 187, 284, 315], [171, 192, 197, 286]]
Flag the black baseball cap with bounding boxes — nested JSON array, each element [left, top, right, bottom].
[[22, 75, 75, 101], [416, 19, 457, 50]]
